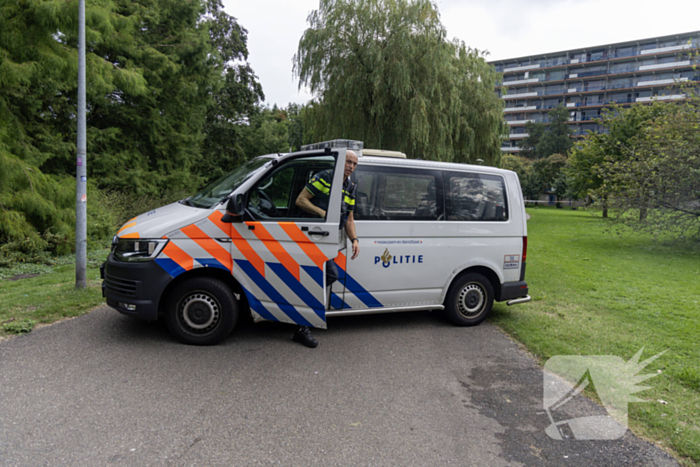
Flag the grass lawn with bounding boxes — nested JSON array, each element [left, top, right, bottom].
[[491, 207, 700, 465], [0, 249, 109, 338]]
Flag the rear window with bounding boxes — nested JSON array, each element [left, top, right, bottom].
[[443, 172, 508, 221]]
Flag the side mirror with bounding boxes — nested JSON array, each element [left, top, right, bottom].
[[221, 193, 245, 223]]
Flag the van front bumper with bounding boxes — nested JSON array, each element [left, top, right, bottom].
[[102, 253, 172, 321]]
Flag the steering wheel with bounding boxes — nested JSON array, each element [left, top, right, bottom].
[[257, 189, 280, 217]]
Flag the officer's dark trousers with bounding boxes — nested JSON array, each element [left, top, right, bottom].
[[326, 259, 338, 286]]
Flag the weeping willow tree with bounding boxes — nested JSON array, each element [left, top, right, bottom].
[[294, 0, 506, 165]]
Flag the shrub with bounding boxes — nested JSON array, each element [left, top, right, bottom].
[[2, 319, 36, 334]]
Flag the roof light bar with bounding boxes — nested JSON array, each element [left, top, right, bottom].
[[301, 139, 364, 151]]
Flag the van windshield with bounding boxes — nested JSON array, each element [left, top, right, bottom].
[[186, 157, 273, 209]]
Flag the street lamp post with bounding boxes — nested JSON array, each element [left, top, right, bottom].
[[75, 0, 87, 289]]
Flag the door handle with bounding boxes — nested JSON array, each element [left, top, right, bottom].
[[308, 230, 330, 237]]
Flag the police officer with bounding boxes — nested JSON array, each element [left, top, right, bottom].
[[293, 150, 360, 347]]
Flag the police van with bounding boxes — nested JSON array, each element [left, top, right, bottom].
[[102, 140, 530, 345]]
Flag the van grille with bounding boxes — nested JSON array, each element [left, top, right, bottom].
[[104, 276, 138, 297]]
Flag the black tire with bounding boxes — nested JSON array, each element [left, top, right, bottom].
[[165, 277, 238, 345], [444, 273, 494, 326]]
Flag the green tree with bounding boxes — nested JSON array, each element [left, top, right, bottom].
[[239, 106, 291, 158], [533, 153, 568, 199], [0, 0, 147, 250], [501, 154, 539, 201], [0, 0, 263, 253], [502, 153, 569, 202], [293, 0, 506, 164], [82, 0, 226, 194], [285, 103, 309, 152], [1, 0, 263, 192], [595, 95, 700, 240], [567, 101, 670, 217], [551, 171, 570, 204], [521, 105, 572, 159], [519, 123, 545, 159], [199, 0, 264, 184], [0, 0, 148, 169]]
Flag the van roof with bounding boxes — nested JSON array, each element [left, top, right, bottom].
[[359, 155, 513, 176], [361, 149, 406, 158], [262, 151, 514, 177]]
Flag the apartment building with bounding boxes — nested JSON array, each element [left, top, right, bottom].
[[489, 31, 700, 153]]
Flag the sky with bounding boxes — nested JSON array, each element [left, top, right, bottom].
[[222, 0, 700, 107]]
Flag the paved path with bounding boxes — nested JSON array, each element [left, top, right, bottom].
[[0, 307, 678, 466]]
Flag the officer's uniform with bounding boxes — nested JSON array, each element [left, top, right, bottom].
[[304, 169, 356, 284], [305, 169, 356, 229]]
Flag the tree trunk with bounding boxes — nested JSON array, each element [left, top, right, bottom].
[[640, 206, 647, 221], [602, 195, 608, 218]]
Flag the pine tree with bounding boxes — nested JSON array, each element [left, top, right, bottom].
[[0, 0, 262, 252]]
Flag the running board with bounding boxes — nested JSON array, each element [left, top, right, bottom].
[[506, 295, 532, 306], [326, 304, 444, 317]]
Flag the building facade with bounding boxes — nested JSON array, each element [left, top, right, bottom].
[[489, 31, 700, 153]]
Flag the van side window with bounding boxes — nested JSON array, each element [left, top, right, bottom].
[[443, 172, 508, 221], [354, 166, 442, 221]]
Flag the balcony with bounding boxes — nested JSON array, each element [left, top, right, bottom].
[[504, 106, 538, 113], [610, 81, 634, 89], [502, 91, 539, 100], [610, 51, 636, 59], [636, 94, 686, 102], [641, 43, 692, 55], [542, 89, 564, 96], [501, 147, 521, 152], [639, 60, 690, 71], [610, 97, 635, 104], [506, 119, 535, 125], [494, 40, 700, 78], [504, 64, 541, 73], [637, 77, 688, 87], [567, 85, 607, 93], [502, 78, 541, 87], [497, 60, 697, 89], [567, 69, 608, 79]]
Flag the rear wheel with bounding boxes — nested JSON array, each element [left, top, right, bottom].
[[165, 277, 238, 345], [444, 273, 494, 326]]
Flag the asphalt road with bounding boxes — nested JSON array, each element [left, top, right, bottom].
[[0, 306, 679, 466]]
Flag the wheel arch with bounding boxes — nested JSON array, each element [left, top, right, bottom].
[[157, 268, 249, 319], [441, 264, 503, 304]]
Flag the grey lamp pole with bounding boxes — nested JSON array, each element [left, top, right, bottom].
[[75, 0, 87, 289]]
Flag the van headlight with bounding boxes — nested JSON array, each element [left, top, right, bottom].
[[114, 238, 169, 262]]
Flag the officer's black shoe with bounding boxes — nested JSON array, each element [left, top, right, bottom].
[[293, 326, 318, 348]]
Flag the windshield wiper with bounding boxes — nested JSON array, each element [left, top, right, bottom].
[[180, 197, 194, 207]]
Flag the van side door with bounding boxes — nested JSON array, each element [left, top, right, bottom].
[[339, 164, 445, 309]]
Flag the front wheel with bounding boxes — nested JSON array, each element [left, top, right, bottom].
[[165, 277, 238, 345], [444, 273, 494, 326]]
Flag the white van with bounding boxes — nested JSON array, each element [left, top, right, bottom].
[[102, 140, 530, 345]]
